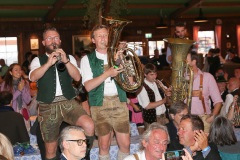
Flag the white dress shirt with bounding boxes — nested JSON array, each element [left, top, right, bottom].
[[80, 50, 118, 96], [124, 150, 146, 160], [124, 150, 163, 160]]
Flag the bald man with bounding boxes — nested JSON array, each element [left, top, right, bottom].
[[220, 77, 240, 116]]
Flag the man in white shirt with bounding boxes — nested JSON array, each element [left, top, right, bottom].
[[29, 27, 94, 160], [81, 25, 130, 160], [124, 123, 169, 160]]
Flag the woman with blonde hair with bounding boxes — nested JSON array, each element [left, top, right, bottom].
[[0, 133, 14, 160]]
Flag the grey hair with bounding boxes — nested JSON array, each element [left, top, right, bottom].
[[140, 122, 170, 150], [58, 126, 85, 152]]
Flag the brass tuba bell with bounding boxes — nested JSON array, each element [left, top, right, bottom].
[[103, 17, 144, 93], [163, 38, 195, 111]]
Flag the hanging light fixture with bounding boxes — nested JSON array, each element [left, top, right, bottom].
[[194, 8, 208, 23], [156, 18, 168, 29], [156, 10, 168, 29]]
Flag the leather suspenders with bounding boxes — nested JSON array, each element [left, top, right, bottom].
[[192, 73, 207, 114], [133, 153, 139, 160], [199, 74, 207, 114]]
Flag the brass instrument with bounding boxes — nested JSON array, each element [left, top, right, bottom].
[[155, 79, 168, 93], [103, 17, 144, 93], [163, 38, 195, 111]]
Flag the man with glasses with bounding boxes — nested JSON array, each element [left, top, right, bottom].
[[166, 22, 188, 64], [29, 27, 94, 160], [59, 126, 87, 160]]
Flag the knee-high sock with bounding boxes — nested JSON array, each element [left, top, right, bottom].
[[84, 135, 95, 159], [99, 154, 110, 160], [86, 135, 95, 149], [117, 150, 129, 160]]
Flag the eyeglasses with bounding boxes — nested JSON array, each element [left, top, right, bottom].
[[66, 139, 87, 146], [45, 36, 60, 42]]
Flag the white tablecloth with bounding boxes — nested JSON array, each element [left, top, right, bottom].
[[14, 149, 41, 160]]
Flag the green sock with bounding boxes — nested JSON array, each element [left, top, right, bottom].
[[86, 135, 95, 149]]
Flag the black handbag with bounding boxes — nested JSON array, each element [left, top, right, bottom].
[[133, 103, 143, 113]]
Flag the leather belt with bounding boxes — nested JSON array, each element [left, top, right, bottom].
[[192, 90, 200, 97], [38, 95, 68, 104], [104, 95, 118, 99], [52, 95, 67, 103]]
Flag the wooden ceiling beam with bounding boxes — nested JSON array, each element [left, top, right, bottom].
[[127, 4, 181, 8], [202, 2, 240, 8], [1, 11, 240, 22], [0, 5, 50, 10], [0, 4, 85, 10], [44, 0, 67, 22], [62, 4, 85, 9], [1, 2, 240, 11], [0, 17, 43, 22], [170, 0, 204, 19]]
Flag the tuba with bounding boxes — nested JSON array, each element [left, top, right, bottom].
[[163, 38, 195, 111], [103, 17, 144, 93]]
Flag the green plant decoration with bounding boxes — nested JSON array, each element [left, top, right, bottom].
[[83, 0, 128, 26]]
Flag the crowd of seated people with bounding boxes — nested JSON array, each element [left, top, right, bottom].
[[2, 28, 240, 160]]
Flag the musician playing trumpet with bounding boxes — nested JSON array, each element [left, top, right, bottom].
[[137, 63, 172, 129]]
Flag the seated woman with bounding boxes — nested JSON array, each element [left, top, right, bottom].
[[208, 116, 240, 160], [166, 101, 188, 151], [227, 95, 240, 128], [1, 63, 31, 130], [0, 63, 31, 117]]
